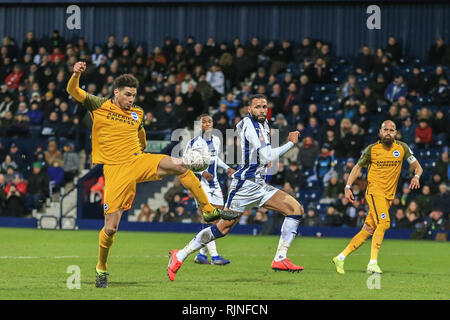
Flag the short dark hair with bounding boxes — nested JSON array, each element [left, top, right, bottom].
[[248, 94, 268, 105], [113, 74, 139, 90]]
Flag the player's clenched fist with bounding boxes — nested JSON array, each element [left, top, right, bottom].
[[73, 61, 86, 74], [287, 131, 300, 144]]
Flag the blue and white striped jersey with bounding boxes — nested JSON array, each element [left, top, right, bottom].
[[233, 115, 272, 181], [185, 134, 229, 189]]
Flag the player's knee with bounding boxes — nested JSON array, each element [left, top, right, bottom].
[[104, 226, 118, 236], [363, 224, 374, 235]]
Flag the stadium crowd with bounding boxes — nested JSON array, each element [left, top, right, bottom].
[[0, 31, 448, 236]]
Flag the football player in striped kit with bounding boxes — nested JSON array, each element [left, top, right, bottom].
[[185, 114, 235, 265], [168, 94, 305, 281]]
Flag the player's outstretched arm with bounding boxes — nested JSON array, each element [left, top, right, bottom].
[[66, 61, 88, 103], [258, 131, 299, 162]]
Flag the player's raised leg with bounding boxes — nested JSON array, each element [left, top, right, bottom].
[[262, 190, 305, 272], [157, 156, 236, 222]]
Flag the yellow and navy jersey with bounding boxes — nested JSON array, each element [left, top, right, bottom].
[[357, 140, 415, 200], [83, 94, 145, 165]]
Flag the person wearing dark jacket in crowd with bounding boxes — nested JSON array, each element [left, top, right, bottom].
[[25, 162, 49, 211]]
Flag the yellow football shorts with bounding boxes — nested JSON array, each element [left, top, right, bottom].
[[364, 193, 392, 230], [102, 153, 167, 214]]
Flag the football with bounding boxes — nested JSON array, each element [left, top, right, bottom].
[[183, 147, 211, 172]]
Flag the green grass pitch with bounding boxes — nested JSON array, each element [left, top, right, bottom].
[[1, 227, 449, 300]]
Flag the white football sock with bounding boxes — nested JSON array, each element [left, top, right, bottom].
[[176, 226, 223, 261], [369, 259, 377, 265], [206, 240, 218, 257], [199, 247, 208, 256], [274, 217, 300, 261], [337, 253, 346, 261]]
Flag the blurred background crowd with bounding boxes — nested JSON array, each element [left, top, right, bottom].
[[0, 31, 448, 237]]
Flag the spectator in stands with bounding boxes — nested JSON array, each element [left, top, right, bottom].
[[354, 45, 375, 74], [339, 118, 352, 139], [393, 208, 412, 229], [385, 75, 408, 103], [137, 204, 157, 222], [62, 143, 79, 186], [416, 185, 434, 216], [282, 82, 300, 114], [351, 104, 370, 133], [430, 77, 450, 105], [384, 36, 402, 64], [44, 140, 62, 166], [206, 63, 225, 97], [406, 200, 421, 221], [341, 124, 364, 159], [407, 65, 426, 97], [370, 73, 389, 102], [313, 143, 336, 185], [305, 103, 322, 125], [4, 64, 23, 90], [1, 154, 18, 173], [383, 105, 401, 130], [5, 183, 27, 217], [286, 104, 304, 131], [8, 143, 26, 170], [294, 37, 314, 63], [304, 116, 321, 142], [309, 57, 331, 84], [427, 65, 447, 92], [426, 210, 447, 235], [339, 74, 360, 101], [324, 204, 344, 227], [0, 92, 16, 118], [320, 129, 339, 153], [323, 172, 344, 202], [428, 37, 448, 65], [373, 54, 394, 84], [435, 151, 448, 182], [360, 86, 378, 115], [432, 183, 449, 217], [400, 117, 416, 145], [303, 208, 322, 227], [285, 161, 304, 192], [415, 119, 433, 148], [297, 136, 319, 171], [393, 96, 412, 111], [269, 40, 293, 75], [220, 93, 239, 124], [25, 162, 49, 212]]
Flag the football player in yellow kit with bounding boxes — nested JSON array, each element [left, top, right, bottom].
[[332, 120, 423, 274], [67, 61, 235, 288]]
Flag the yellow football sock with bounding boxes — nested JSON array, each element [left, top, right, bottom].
[[371, 226, 387, 261], [97, 227, 116, 271], [342, 228, 371, 257], [178, 170, 215, 213]]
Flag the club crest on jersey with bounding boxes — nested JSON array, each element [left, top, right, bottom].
[[104, 203, 108, 212], [381, 213, 386, 219], [131, 112, 138, 120], [393, 150, 400, 158]]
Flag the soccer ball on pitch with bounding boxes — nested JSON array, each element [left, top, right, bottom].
[[183, 147, 211, 172]]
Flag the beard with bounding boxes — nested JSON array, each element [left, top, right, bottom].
[[381, 135, 394, 147], [251, 112, 266, 123]]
